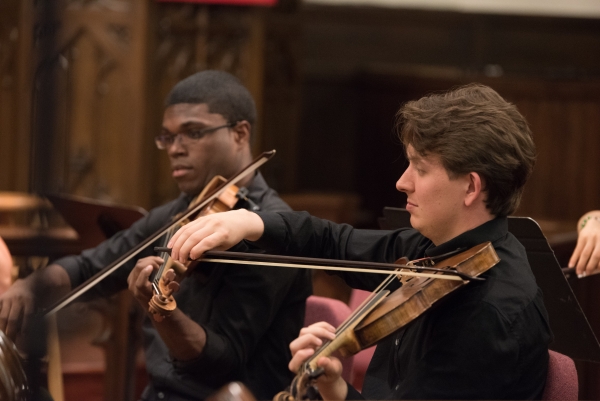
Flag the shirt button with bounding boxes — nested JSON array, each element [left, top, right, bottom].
[[395, 338, 399, 346], [157, 392, 165, 400], [395, 384, 400, 391]]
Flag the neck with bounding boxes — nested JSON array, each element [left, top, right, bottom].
[[431, 207, 495, 246], [235, 150, 255, 188]]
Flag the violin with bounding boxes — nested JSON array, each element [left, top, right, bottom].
[[148, 174, 259, 321], [45, 150, 276, 316], [155, 242, 498, 400], [273, 242, 499, 401]]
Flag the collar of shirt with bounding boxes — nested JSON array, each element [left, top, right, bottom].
[[423, 216, 508, 259]]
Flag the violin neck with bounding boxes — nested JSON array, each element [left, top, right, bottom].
[[305, 289, 390, 372]]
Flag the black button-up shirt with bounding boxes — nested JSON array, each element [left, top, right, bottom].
[[255, 211, 552, 400]]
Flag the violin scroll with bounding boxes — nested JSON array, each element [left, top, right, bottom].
[[273, 370, 322, 401], [148, 270, 178, 322]]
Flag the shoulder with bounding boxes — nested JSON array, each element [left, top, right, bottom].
[[247, 173, 292, 213], [140, 194, 190, 228], [466, 233, 544, 325]]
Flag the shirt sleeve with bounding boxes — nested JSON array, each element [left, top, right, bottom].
[[53, 198, 185, 300], [253, 211, 427, 291]]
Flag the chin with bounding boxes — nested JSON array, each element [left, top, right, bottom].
[[178, 184, 197, 196]]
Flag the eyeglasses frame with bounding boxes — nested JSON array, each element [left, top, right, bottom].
[[155, 121, 238, 150]]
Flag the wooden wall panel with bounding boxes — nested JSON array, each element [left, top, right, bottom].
[[493, 81, 600, 221], [0, 0, 32, 192], [298, 72, 600, 226], [298, 6, 600, 225], [146, 4, 270, 206]]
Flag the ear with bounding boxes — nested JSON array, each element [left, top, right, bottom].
[[464, 172, 484, 207], [231, 121, 251, 146]]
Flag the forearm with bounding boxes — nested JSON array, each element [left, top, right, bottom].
[[152, 308, 207, 361], [254, 211, 355, 259], [25, 263, 72, 307]]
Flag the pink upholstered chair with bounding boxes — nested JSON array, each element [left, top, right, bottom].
[[348, 289, 376, 391], [304, 295, 354, 382], [542, 350, 578, 400]]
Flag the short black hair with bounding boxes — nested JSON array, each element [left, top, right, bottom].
[[166, 70, 257, 127]]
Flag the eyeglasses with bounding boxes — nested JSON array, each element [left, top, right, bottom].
[[155, 122, 236, 150]]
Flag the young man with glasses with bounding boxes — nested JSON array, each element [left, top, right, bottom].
[[0, 70, 311, 401]]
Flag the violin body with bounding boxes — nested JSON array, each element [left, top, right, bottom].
[[353, 242, 499, 350]]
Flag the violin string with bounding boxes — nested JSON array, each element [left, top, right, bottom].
[[304, 266, 413, 369], [153, 229, 176, 293]]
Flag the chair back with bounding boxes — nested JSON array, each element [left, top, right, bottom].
[[542, 350, 578, 400], [348, 289, 376, 391]]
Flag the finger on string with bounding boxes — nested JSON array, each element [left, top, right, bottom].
[[306, 321, 336, 333], [189, 232, 229, 261], [290, 333, 327, 355], [136, 265, 154, 292], [169, 219, 205, 254], [299, 323, 336, 339], [172, 224, 212, 262], [289, 348, 315, 373]]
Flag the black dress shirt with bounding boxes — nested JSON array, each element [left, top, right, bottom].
[[254, 211, 552, 400], [55, 173, 312, 400]]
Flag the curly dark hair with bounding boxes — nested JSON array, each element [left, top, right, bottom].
[[166, 70, 257, 128], [396, 83, 536, 217]]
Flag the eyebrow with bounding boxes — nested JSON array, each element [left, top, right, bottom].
[[161, 121, 209, 133], [406, 153, 424, 163]]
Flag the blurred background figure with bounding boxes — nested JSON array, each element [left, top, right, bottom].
[[0, 237, 12, 293], [570, 211, 600, 277]]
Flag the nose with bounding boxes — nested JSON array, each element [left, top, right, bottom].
[[166, 134, 187, 157], [396, 168, 413, 194]]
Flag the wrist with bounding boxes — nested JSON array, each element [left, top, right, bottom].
[[319, 377, 348, 401], [242, 210, 265, 241], [580, 214, 600, 231]]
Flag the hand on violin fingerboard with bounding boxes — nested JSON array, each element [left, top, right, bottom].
[[288, 322, 347, 401], [168, 209, 264, 262], [569, 211, 600, 278]]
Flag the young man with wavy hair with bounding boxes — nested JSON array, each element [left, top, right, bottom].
[[169, 83, 552, 400]]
